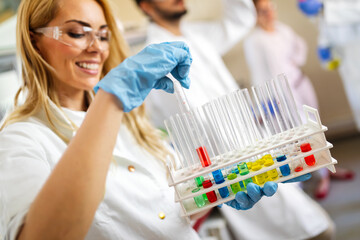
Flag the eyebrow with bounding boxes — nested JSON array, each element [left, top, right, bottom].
[[65, 19, 108, 29]]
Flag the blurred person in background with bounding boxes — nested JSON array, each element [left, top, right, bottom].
[[135, 0, 335, 239], [298, 0, 360, 132], [244, 0, 354, 201]]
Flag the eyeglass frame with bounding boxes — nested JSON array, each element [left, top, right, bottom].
[[32, 24, 111, 51]]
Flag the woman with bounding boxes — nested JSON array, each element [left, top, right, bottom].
[[0, 0, 278, 239]]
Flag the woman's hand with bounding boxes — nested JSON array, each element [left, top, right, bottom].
[[94, 41, 192, 112]]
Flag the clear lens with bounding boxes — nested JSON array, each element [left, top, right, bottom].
[[36, 22, 111, 51]]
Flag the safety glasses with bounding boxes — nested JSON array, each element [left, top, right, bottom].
[[33, 22, 111, 51]]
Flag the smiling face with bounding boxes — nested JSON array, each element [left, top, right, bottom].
[[34, 0, 110, 105]]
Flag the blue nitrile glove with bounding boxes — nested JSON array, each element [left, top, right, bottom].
[[94, 42, 192, 112], [317, 46, 340, 70], [221, 173, 311, 210], [297, 0, 323, 17]]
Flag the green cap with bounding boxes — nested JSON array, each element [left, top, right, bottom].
[[227, 173, 237, 180]]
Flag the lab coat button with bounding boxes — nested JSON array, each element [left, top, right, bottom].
[[128, 165, 135, 172], [158, 212, 166, 220]]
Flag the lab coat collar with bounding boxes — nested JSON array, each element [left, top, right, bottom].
[[147, 22, 187, 41], [33, 98, 77, 141]]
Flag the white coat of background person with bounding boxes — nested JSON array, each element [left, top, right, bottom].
[[298, 0, 360, 131], [243, 1, 318, 123], [135, 0, 334, 239]]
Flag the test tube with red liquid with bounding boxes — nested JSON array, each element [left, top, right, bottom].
[[173, 77, 212, 168], [300, 143, 316, 166]]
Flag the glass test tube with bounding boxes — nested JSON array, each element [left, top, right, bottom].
[[227, 173, 242, 193], [234, 89, 263, 141], [212, 169, 230, 198], [300, 143, 316, 166], [251, 162, 266, 185], [276, 155, 291, 176], [252, 84, 282, 136], [192, 188, 206, 208], [173, 80, 213, 168], [274, 74, 303, 128], [263, 155, 279, 180], [265, 79, 292, 131], [268, 77, 304, 170], [202, 180, 217, 203], [237, 162, 253, 188]]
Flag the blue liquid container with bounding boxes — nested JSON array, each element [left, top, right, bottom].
[[276, 155, 291, 176], [212, 169, 229, 198]]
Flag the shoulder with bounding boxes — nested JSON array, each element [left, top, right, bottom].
[[276, 21, 295, 35], [0, 116, 60, 158], [1, 117, 53, 142], [244, 28, 265, 48]]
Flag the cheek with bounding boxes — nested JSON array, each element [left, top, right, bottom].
[[41, 42, 80, 69]]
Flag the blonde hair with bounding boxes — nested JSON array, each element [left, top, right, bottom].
[[1, 0, 170, 163]]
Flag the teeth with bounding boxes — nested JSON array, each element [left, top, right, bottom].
[[78, 62, 99, 70]]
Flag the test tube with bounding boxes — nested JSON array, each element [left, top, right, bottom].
[[192, 188, 206, 208], [202, 180, 217, 203], [211, 169, 230, 198], [234, 89, 264, 141], [194, 176, 205, 187], [227, 173, 242, 194], [252, 84, 279, 137], [300, 143, 316, 166], [274, 74, 303, 128], [251, 162, 266, 185], [265, 79, 292, 131], [263, 155, 279, 180], [173, 80, 213, 168], [237, 162, 253, 188], [276, 155, 291, 176], [165, 115, 195, 169]]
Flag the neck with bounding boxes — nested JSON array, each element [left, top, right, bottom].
[[259, 22, 275, 32], [56, 88, 88, 111], [154, 18, 182, 36]]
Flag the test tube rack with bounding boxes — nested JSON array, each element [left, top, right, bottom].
[[165, 75, 337, 220]]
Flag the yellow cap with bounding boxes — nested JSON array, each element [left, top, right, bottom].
[[252, 163, 261, 171], [264, 158, 274, 167], [256, 159, 265, 165], [263, 154, 272, 160], [246, 162, 253, 169]]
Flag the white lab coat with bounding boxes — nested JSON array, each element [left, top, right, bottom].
[[318, 1, 360, 130], [0, 99, 200, 240], [144, 1, 330, 239], [145, 0, 255, 128], [244, 22, 318, 122]]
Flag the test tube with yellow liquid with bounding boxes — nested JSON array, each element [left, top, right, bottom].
[[251, 162, 266, 185], [263, 154, 279, 180]]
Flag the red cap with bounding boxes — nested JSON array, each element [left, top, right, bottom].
[[202, 180, 213, 188], [300, 143, 312, 152]]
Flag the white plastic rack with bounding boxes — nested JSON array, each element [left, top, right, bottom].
[[165, 75, 337, 220]]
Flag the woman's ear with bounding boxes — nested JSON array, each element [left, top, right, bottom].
[[30, 31, 41, 54]]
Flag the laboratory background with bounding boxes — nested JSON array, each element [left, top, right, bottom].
[[0, 0, 359, 239]]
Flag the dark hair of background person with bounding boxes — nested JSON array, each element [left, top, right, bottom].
[[253, 0, 260, 7]]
